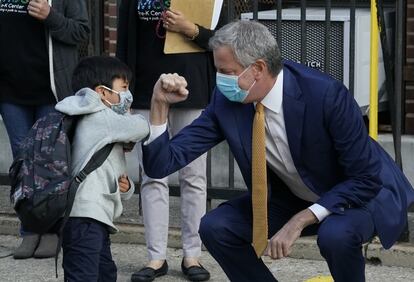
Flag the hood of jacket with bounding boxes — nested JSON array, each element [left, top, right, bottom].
[[55, 88, 107, 115]]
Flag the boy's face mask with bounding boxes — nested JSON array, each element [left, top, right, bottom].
[[100, 86, 133, 115], [216, 65, 256, 103]]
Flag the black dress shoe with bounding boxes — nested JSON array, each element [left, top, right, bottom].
[[181, 259, 210, 281], [131, 261, 168, 282]]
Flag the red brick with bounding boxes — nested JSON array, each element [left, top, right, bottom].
[[104, 40, 110, 50], [407, 48, 414, 63], [406, 100, 414, 113], [407, 23, 414, 33], [108, 4, 117, 17], [406, 66, 414, 82], [405, 114, 414, 135], [109, 29, 117, 41], [407, 83, 414, 99], [407, 7, 414, 18], [407, 46, 414, 55], [101, 0, 119, 55], [108, 43, 117, 54], [407, 35, 414, 46]]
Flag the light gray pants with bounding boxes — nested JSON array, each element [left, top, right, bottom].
[[135, 109, 207, 260]]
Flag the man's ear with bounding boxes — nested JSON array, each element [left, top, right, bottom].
[[252, 60, 267, 79]]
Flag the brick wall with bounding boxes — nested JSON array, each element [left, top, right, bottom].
[[103, 0, 118, 56], [406, 0, 414, 134]]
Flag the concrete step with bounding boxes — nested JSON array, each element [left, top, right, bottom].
[[0, 185, 224, 230], [1, 185, 414, 269], [1, 214, 414, 269]]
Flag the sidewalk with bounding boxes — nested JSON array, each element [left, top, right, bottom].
[[2, 186, 414, 281], [1, 234, 414, 282]]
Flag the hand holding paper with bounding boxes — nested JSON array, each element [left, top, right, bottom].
[[164, 0, 220, 54], [164, 10, 198, 39]]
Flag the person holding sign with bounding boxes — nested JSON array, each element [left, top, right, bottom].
[[116, 0, 223, 281]]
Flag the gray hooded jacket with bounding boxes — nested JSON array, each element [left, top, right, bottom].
[[55, 88, 149, 232]]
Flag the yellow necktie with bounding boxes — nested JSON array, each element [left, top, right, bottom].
[[251, 102, 268, 257]]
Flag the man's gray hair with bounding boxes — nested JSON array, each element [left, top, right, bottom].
[[209, 20, 282, 77]]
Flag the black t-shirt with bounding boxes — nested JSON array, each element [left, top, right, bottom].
[[133, 0, 214, 109], [0, 1, 55, 106]]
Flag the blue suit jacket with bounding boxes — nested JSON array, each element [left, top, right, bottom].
[[143, 60, 414, 249]]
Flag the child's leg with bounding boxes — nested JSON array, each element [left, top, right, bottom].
[[98, 228, 117, 281], [62, 218, 117, 282]]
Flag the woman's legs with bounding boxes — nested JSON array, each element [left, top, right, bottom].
[[169, 109, 207, 261], [0, 102, 56, 258], [135, 109, 170, 263]]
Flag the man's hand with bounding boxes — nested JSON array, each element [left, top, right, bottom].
[[264, 209, 318, 259], [150, 73, 188, 125], [28, 0, 50, 20], [118, 174, 131, 193]]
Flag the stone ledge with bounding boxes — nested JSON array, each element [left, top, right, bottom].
[[1, 215, 414, 268]]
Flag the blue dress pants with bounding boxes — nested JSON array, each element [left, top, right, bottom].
[[199, 185, 375, 282], [62, 218, 117, 282]]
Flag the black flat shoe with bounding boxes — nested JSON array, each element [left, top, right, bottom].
[[181, 259, 210, 281], [131, 261, 168, 282]]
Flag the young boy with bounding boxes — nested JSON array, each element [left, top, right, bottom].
[[55, 56, 149, 281]]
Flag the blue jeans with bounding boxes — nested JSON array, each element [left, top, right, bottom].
[[0, 102, 56, 158], [0, 102, 56, 235]]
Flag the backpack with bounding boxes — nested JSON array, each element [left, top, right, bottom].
[[9, 112, 113, 234]]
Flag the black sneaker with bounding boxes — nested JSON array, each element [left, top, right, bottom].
[[181, 259, 210, 281], [131, 260, 168, 282]]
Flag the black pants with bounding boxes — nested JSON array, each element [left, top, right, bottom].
[[62, 217, 117, 282]]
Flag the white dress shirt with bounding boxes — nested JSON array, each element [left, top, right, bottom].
[[259, 71, 330, 222], [146, 71, 331, 222]]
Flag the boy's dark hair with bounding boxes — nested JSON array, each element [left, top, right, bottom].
[[72, 56, 132, 92]]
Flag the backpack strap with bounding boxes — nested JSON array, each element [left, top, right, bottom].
[[66, 142, 115, 223], [55, 143, 115, 278]]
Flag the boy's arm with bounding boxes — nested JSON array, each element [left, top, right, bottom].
[[107, 113, 150, 144]]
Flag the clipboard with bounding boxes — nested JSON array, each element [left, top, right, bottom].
[[164, 0, 215, 54]]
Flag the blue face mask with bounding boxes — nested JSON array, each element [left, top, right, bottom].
[[216, 66, 256, 103], [101, 86, 133, 115], [110, 90, 133, 115]]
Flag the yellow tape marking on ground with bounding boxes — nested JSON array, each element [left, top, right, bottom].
[[305, 275, 334, 282]]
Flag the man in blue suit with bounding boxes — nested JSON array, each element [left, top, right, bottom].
[[142, 21, 414, 282]]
